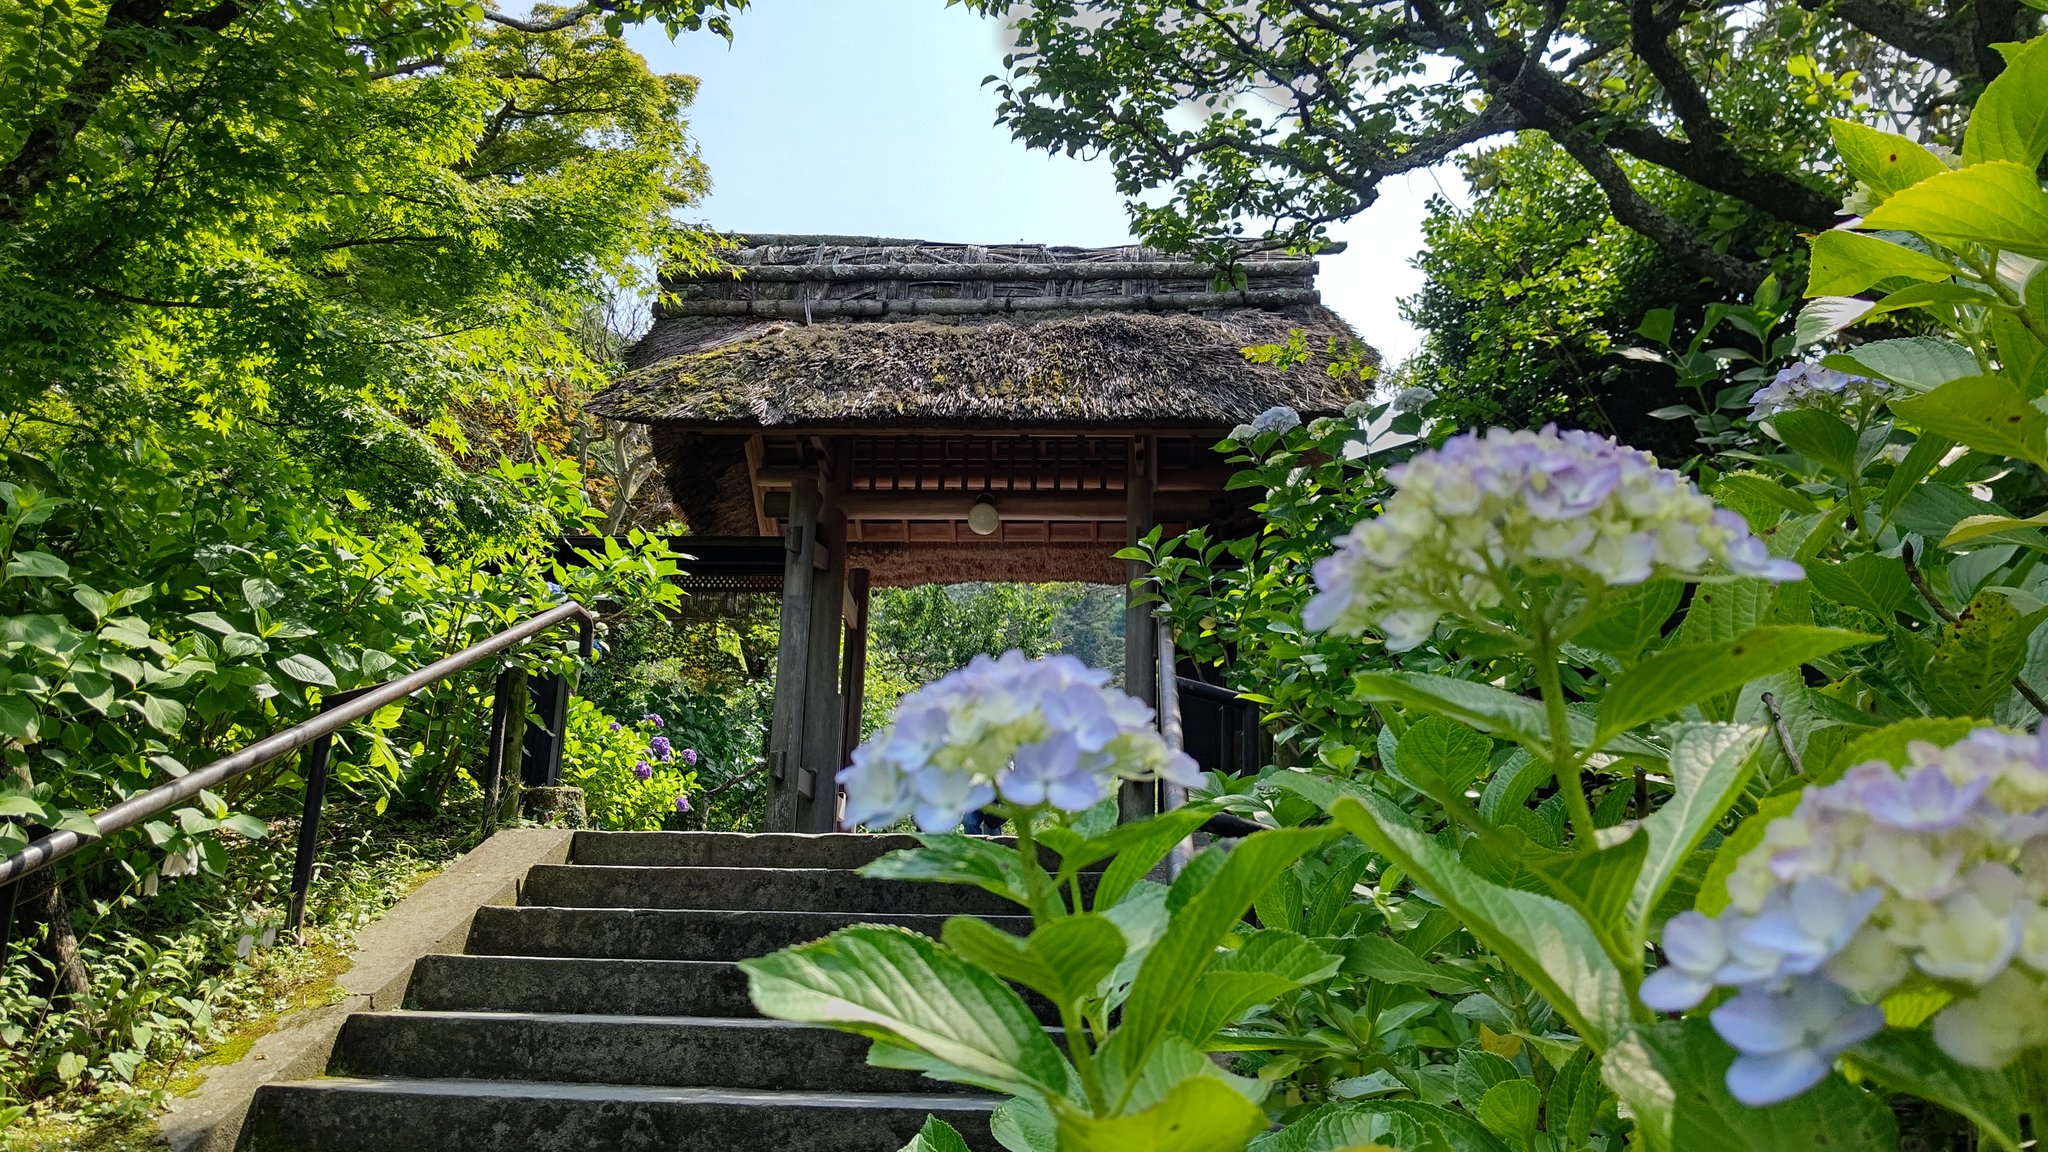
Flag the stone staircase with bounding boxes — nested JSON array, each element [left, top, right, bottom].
[[236, 832, 1033, 1152]]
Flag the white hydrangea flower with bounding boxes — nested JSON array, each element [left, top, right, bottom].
[[1249, 405, 1302, 437], [1749, 363, 1895, 421], [1388, 386, 1437, 415], [1302, 426, 1802, 650], [1642, 727, 2048, 1104], [838, 651, 1200, 832]]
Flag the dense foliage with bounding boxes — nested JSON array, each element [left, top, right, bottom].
[[744, 46, 2048, 1152]]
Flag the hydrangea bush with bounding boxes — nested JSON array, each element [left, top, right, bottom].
[[559, 700, 698, 829]]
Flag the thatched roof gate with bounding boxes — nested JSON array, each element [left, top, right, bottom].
[[591, 236, 1375, 831]]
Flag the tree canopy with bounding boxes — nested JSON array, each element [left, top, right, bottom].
[[965, 0, 2031, 288]]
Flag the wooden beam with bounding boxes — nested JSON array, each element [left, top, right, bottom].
[[762, 490, 1209, 523], [1122, 436, 1160, 824], [743, 435, 773, 537], [838, 568, 872, 798], [797, 464, 850, 833], [767, 478, 821, 832]]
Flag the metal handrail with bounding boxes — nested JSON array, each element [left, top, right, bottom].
[[0, 601, 593, 934]]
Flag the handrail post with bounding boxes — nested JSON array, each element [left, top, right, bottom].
[[1156, 617, 1196, 877], [480, 668, 520, 838], [287, 731, 335, 936]]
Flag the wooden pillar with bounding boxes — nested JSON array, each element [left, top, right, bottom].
[[768, 476, 821, 832], [798, 491, 848, 833], [838, 568, 873, 783], [1121, 435, 1160, 823]]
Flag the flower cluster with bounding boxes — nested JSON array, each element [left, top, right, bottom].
[[1641, 727, 2048, 1104], [679, 747, 699, 767], [1748, 363, 1894, 421], [643, 712, 664, 728], [648, 735, 674, 761], [1303, 426, 1802, 650], [839, 650, 1200, 832], [1232, 405, 1302, 441], [674, 793, 691, 813], [632, 759, 654, 781]]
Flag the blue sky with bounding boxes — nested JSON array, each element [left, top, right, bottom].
[[627, 1, 1462, 363]]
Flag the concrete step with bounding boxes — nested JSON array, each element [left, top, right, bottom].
[[571, 832, 924, 871], [237, 1078, 1004, 1152], [520, 864, 1043, 916], [465, 906, 1032, 962], [330, 1011, 968, 1095], [408, 955, 755, 1017]]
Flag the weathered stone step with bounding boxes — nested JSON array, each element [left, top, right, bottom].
[[520, 864, 1048, 916], [330, 1011, 968, 1095], [570, 831, 923, 871], [237, 1078, 1004, 1152], [466, 906, 1032, 962], [408, 955, 755, 1017]]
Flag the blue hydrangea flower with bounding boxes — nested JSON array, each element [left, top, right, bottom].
[[1710, 977, 1884, 1106], [1748, 363, 1892, 421]]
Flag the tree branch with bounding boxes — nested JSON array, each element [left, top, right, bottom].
[[1551, 124, 1768, 288], [482, 5, 597, 33], [1794, 0, 1973, 78]]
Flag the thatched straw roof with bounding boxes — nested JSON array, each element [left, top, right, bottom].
[[593, 237, 1375, 431]]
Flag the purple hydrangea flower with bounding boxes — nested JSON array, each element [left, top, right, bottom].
[[607, 721, 622, 733], [647, 736, 673, 761], [633, 759, 653, 781], [642, 713, 664, 728], [679, 747, 699, 766], [674, 793, 691, 813], [1749, 363, 1892, 421]]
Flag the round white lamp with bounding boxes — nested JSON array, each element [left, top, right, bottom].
[[967, 492, 1000, 536]]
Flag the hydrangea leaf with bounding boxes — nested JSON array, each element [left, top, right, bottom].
[[942, 913, 1125, 1008], [1858, 161, 2048, 258], [1595, 626, 1875, 741], [1389, 717, 1492, 799], [1054, 1071, 1268, 1152], [1174, 929, 1341, 1043], [1626, 723, 1764, 943], [1828, 337, 1978, 394], [896, 1115, 973, 1152], [1603, 1020, 1899, 1152], [1248, 1099, 1510, 1152], [1805, 231, 1957, 298], [1574, 579, 1685, 662], [1113, 826, 1336, 1079], [1474, 1079, 1541, 1148], [1768, 408, 1861, 479], [1846, 1031, 2024, 1152], [991, 1096, 1058, 1152], [1890, 374, 2048, 468], [1341, 935, 1477, 995], [1354, 671, 1664, 763], [1328, 792, 1633, 1051], [1805, 554, 1916, 619], [740, 925, 1075, 1099], [1827, 119, 1949, 204], [1964, 32, 2048, 168], [863, 834, 1034, 907], [1916, 590, 2043, 717]]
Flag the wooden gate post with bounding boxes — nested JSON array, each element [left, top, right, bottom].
[[1121, 435, 1160, 823], [768, 477, 821, 832]]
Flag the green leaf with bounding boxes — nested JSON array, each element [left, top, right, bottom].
[[991, 1097, 1057, 1152], [1793, 296, 1876, 346], [4, 550, 69, 580], [1819, 717, 1981, 782], [1805, 230, 1957, 297], [1328, 792, 1632, 1050], [897, 1115, 973, 1152], [1533, 827, 1647, 946], [1767, 409, 1861, 478], [1805, 554, 1915, 619], [1354, 672, 1661, 763], [1390, 717, 1492, 799], [1828, 119, 1950, 203], [1942, 509, 2048, 549], [1176, 929, 1341, 1042], [1859, 161, 2048, 258], [1595, 626, 1875, 742], [1115, 827, 1336, 1080], [1890, 374, 2048, 467], [1055, 1073, 1268, 1152], [865, 835, 1032, 907], [1965, 33, 2048, 168], [221, 812, 270, 839], [0, 796, 46, 819], [0, 697, 37, 742], [1091, 806, 1218, 909], [1918, 590, 2042, 716], [1340, 935, 1476, 995], [1628, 724, 1763, 942], [1474, 1079, 1540, 1149], [1847, 1031, 2024, 1152], [274, 652, 337, 688], [740, 925, 1073, 1097], [136, 694, 187, 735], [942, 913, 1125, 1007], [1250, 1099, 1510, 1152], [1603, 1019, 1898, 1152], [1832, 337, 1979, 393], [1574, 579, 1684, 663]]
